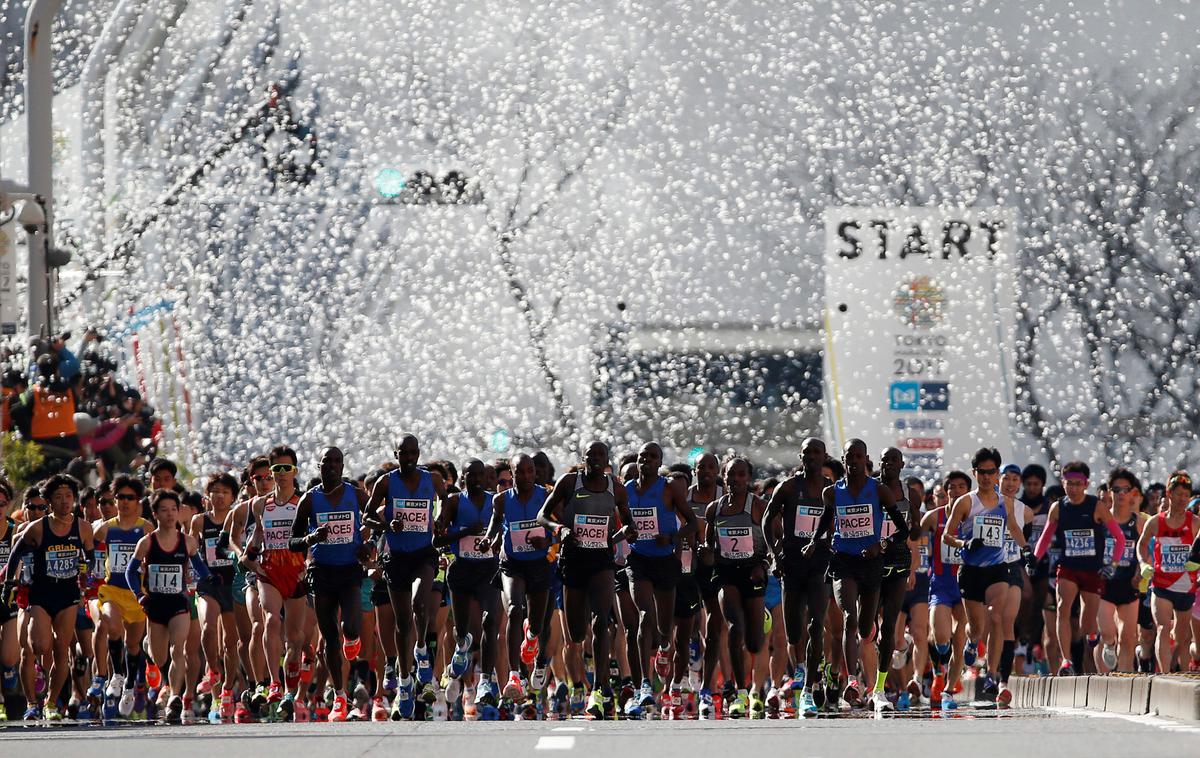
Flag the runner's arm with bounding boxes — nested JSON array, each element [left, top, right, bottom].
[[1032, 503, 1059, 560], [669, 478, 697, 545], [288, 492, 318, 552]]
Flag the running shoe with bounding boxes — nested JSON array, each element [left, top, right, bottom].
[[166, 695, 184, 723], [873, 692, 894, 714], [44, 703, 62, 721], [698, 688, 714, 719], [413, 645, 433, 685], [267, 681, 284, 703], [145, 662, 162, 690], [623, 696, 643, 719], [0, 702, 7, 722], [87, 675, 105, 700], [220, 688, 235, 720], [23, 705, 42, 721], [943, 696, 958, 711], [997, 685, 1013, 708], [342, 636, 362, 662], [930, 674, 945, 708], [530, 665, 548, 692], [1101, 644, 1118, 671], [520, 619, 539, 666], [393, 680, 415, 720], [329, 694, 349, 722], [383, 663, 398, 693], [963, 641, 977, 668], [197, 668, 219, 696], [449, 639, 472, 680], [981, 674, 999, 700], [892, 642, 910, 670], [637, 679, 655, 708], [503, 672, 525, 701], [654, 646, 672, 680], [896, 691, 911, 712], [765, 686, 780, 712], [748, 690, 765, 719], [843, 679, 863, 708], [372, 697, 389, 721], [727, 690, 749, 719], [234, 701, 254, 723], [585, 690, 608, 720], [477, 678, 500, 706], [1058, 660, 1076, 677], [799, 689, 817, 715], [106, 674, 125, 700]]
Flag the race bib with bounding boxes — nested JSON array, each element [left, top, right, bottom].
[[918, 539, 931, 572], [509, 520, 544, 555], [1004, 534, 1021, 561], [1103, 536, 1135, 566], [458, 534, 490, 560], [613, 537, 629, 565], [148, 564, 183, 594], [1161, 542, 1190, 572], [316, 511, 355, 546], [1064, 529, 1095, 558], [573, 514, 609, 550], [837, 503, 874, 540], [108, 543, 136, 573], [972, 515, 1005, 548], [46, 547, 79, 580], [794, 505, 821, 539], [264, 518, 293, 551], [940, 540, 963, 565], [718, 526, 753, 560], [392, 499, 431, 533], [0, 543, 10, 570], [204, 536, 233, 567], [631, 508, 659, 540], [680, 544, 693, 574]]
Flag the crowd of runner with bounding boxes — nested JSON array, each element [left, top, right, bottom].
[[1, 436, 1199, 724]]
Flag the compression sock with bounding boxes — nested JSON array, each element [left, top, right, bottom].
[[875, 670, 887, 694], [999, 641, 1016, 684], [127, 651, 146, 686], [108, 640, 126, 678], [1070, 638, 1085, 671]]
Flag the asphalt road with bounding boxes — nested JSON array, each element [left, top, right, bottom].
[[2, 709, 1198, 757]]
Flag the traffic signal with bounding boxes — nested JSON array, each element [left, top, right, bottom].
[[372, 169, 481, 205]]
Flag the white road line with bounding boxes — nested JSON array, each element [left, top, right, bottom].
[[535, 736, 577, 750], [551, 726, 585, 732], [1045, 706, 1200, 734]]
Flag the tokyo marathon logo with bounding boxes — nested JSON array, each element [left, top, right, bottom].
[[892, 275, 946, 329]]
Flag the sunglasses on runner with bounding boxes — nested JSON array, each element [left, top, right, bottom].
[[1110, 485, 1133, 494], [116, 493, 139, 502], [252, 474, 274, 482], [270, 464, 297, 474], [26, 503, 47, 511]]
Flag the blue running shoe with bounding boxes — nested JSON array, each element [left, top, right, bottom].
[[449, 638, 471, 680], [414, 646, 433, 685], [393, 680, 415, 720], [86, 675, 105, 701]]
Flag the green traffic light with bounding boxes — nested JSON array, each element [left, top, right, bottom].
[[374, 168, 406, 198]]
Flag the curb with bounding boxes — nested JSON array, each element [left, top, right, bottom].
[[1010, 674, 1200, 721]]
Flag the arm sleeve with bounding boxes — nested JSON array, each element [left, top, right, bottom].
[[1033, 521, 1056, 561], [1104, 519, 1126, 564], [125, 557, 143, 597], [1, 537, 35, 583], [189, 553, 211, 580]]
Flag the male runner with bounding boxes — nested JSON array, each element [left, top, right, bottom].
[[1136, 472, 1198, 673]]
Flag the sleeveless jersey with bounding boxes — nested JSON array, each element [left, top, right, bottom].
[[930, 507, 963, 576], [501, 487, 549, 562], [199, 513, 235, 580], [683, 486, 722, 574], [831, 478, 883, 556], [563, 474, 616, 557], [384, 469, 436, 553], [627, 476, 678, 558], [961, 491, 1007, 568], [713, 493, 767, 565], [1003, 499, 1027, 564], [0, 519, 13, 580], [144, 531, 188, 597], [881, 487, 913, 570], [308, 484, 363, 567], [1055, 495, 1103, 572], [262, 493, 301, 553], [1104, 511, 1138, 581], [1153, 511, 1197, 593], [449, 491, 495, 562], [780, 477, 825, 561], [33, 515, 85, 584], [104, 518, 151, 589]]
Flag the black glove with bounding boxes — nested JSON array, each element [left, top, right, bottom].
[[968, 537, 986, 551]]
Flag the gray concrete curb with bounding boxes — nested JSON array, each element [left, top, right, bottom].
[[1009, 674, 1200, 721]]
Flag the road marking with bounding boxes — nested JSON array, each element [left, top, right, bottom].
[[551, 726, 584, 732], [535, 736, 576, 750], [1046, 706, 1200, 734]]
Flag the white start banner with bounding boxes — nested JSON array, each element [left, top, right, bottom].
[[822, 207, 1018, 479], [0, 208, 16, 336]]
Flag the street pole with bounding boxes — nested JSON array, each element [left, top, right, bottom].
[[25, 0, 65, 340]]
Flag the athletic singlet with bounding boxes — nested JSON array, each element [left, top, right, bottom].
[[261, 494, 301, 553], [683, 485, 722, 573], [930, 507, 962, 576], [1152, 511, 1197, 593], [32, 515, 84, 584], [384, 469, 436, 553], [1055, 495, 1103, 572], [501, 487, 549, 562], [779, 476, 825, 561], [200, 513, 235, 579], [627, 476, 678, 559], [0, 519, 12, 581], [713, 493, 767, 565], [1003, 499, 1028, 564], [144, 531, 188, 597], [961, 491, 1007, 568], [104, 517, 151, 589], [882, 489, 912, 569], [563, 474, 616, 556], [448, 491, 495, 562], [307, 484, 363, 567], [831, 478, 883, 556], [1104, 512, 1138, 580]]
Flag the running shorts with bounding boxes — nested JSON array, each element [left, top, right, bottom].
[[626, 553, 682, 592], [98, 583, 147, 623]]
